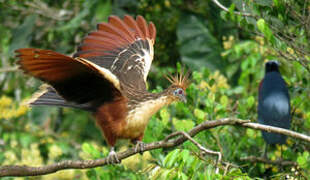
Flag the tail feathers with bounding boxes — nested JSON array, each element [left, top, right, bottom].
[[28, 85, 93, 111]]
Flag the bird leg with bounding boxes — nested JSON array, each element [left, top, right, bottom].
[[279, 145, 284, 172], [134, 140, 146, 154], [263, 143, 268, 159], [131, 134, 145, 154], [106, 147, 120, 164], [280, 145, 283, 161]]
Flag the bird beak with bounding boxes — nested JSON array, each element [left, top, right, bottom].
[[180, 95, 187, 103]]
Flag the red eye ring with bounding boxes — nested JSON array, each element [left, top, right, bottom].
[[178, 89, 183, 94]]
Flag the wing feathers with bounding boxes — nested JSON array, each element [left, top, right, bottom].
[[108, 16, 136, 41], [79, 42, 113, 52], [28, 85, 93, 110], [148, 22, 156, 44], [87, 31, 128, 45], [75, 15, 156, 59], [17, 48, 85, 81], [17, 15, 158, 108], [97, 23, 133, 44], [17, 48, 121, 106], [123, 15, 144, 38], [136, 15, 149, 39], [72, 15, 156, 90], [73, 50, 110, 59], [75, 57, 120, 90], [77, 22, 134, 58]]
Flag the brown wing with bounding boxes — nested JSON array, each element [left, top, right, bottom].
[[73, 15, 156, 91], [16, 48, 121, 110], [28, 85, 94, 111]]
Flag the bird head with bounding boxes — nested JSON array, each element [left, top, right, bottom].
[[164, 70, 190, 103], [265, 60, 280, 73]]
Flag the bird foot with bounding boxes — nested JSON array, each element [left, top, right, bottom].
[[106, 149, 120, 164], [134, 141, 145, 154]]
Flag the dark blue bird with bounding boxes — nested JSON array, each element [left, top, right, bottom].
[[258, 61, 291, 147]]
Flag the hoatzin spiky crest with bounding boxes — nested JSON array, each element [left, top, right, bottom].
[[16, 15, 190, 163]]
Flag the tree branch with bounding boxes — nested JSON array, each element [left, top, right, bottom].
[[0, 66, 18, 73], [1, 118, 309, 177], [240, 156, 297, 166]]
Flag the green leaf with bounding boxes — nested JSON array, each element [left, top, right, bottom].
[[185, 155, 195, 168], [228, 3, 236, 21], [194, 108, 205, 120], [86, 169, 97, 179], [177, 13, 224, 70], [181, 149, 190, 162], [161, 169, 171, 179], [82, 143, 101, 159], [9, 15, 37, 54], [95, 0, 111, 21], [246, 129, 256, 138], [57, 1, 95, 31], [173, 118, 195, 131], [220, 11, 228, 21], [163, 149, 180, 168], [160, 108, 170, 125], [247, 96, 255, 108], [257, 19, 266, 33], [82, 143, 92, 154], [255, 0, 273, 6], [220, 95, 229, 107], [19, 133, 34, 148], [179, 172, 188, 180], [273, 0, 279, 7], [256, 19, 275, 44], [297, 152, 309, 168]]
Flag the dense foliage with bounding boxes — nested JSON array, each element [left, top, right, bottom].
[[0, 0, 309, 179]]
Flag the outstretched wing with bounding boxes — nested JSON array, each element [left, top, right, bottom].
[[28, 85, 95, 111], [16, 48, 122, 110], [74, 15, 156, 90]]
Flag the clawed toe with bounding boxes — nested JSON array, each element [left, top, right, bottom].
[[106, 148, 120, 164], [134, 141, 145, 154]]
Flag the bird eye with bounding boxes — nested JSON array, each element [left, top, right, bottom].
[[174, 88, 183, 96]]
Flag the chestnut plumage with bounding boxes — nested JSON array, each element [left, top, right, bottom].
[[16, 15, 189, 163]]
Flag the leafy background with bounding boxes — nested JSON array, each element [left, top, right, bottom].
[[0, 0, 310, 179]]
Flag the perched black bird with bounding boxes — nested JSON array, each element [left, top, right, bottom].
[[258, 61, 291, 155]]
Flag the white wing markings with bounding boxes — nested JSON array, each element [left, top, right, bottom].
[[141, 40, 154, 81], [76, 57, 121, 91], [111, 48, 128, 71], [108, 39, 154, 82]]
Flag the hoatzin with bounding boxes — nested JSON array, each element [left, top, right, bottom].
[[16, 15, 189, 163]]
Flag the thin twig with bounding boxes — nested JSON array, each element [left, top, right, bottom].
[[213, 132, 224, 156], [1, 118, 309, 177], [165, 131, 222, 173], [211, 0, 254, 17]]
